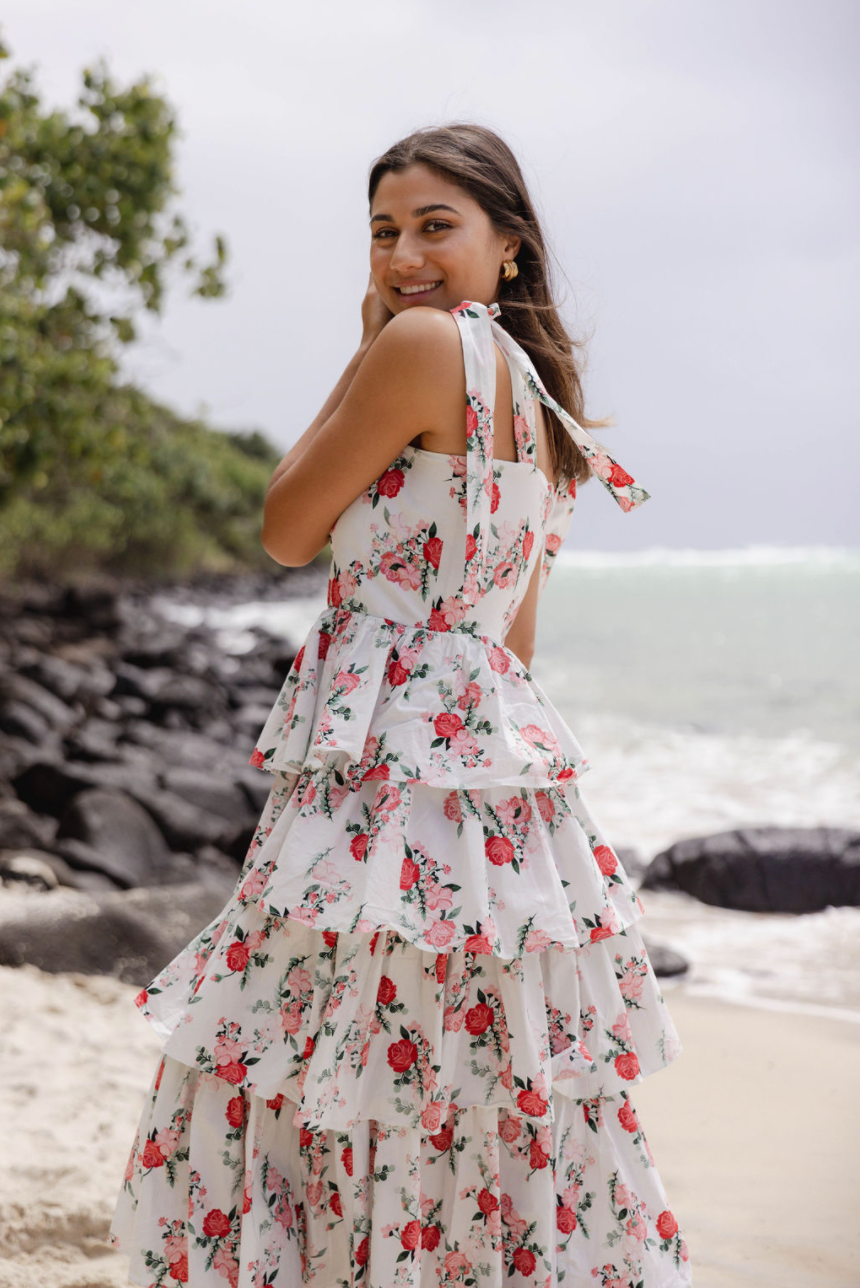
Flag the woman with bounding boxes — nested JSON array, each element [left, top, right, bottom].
[[108, 123, 692, 1287]]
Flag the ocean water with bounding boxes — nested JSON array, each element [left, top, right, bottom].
[[159, 545, 860, 1021]]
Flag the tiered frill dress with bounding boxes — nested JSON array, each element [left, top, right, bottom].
[[108, 300, 693, 1287]]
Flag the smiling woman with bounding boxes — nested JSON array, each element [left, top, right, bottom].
[[106, 123, 686, 1288]]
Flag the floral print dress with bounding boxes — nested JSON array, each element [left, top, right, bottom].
[[107, 300, 693, 1287]]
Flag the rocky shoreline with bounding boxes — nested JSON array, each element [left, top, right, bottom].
[[1, 572, 857, 986]]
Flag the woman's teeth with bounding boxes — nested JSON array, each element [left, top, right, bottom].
[[397, 281, 441, 296]]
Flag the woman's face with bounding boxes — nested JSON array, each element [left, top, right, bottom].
[[369, 163, 520, 316]]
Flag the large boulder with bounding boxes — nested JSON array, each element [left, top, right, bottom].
[[56, 788, 173, 888], [0, 880, 236, 982], [641, 826, 860, 913]]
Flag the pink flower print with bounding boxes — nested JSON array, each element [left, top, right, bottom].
[[334, 669, 361, 694], [280, 1002, 303, 1035], [212, 1249, 240, 1287], [154, 1127, 181, 1158], [437, 594, 468, 626], [450, 727, 480, 756], [214, 1035, 244, 1067], [625, 1212, 648, 1243], [425, 881, 453, 911], [534, 790, 554, 823], [613, 1182, 633, 1210], [619, 969, 644, 1002], [545, 531, 562, 554], [290, 905, 320, 927], [519, 723, 562, 754], [425, 918, 457, 948], [238, 867, 267, 901], [496, 796, 532, 826], [443, 1006, 465, 1031], [372, 783, 401, 813], [490, 481, 501, 513], [493, 560, 515, 589], [465, 406, 478, 438], [288, 966, 312, 994], [420, 1101, 443, 1131], [454, 678, 482, 711], [379, 550, 421, 589], [442, 791, 462, 823], [498, 1114, 521, 1144], [487, 646, 510, 673], [523, 928, 551, 953], [444, 1250, 473, 1277]]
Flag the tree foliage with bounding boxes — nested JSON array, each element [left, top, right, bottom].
[[0, 32, 280, 581]]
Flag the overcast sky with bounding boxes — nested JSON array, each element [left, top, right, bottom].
[[5, 0, 859, 551]]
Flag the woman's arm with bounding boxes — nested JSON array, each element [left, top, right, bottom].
[[261, 305, 463, 567]]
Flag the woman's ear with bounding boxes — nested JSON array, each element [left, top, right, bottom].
[[502, 233, 521, 260]]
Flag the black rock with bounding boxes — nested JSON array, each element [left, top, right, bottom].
[[0, 798, 57, 850], [131, 785, 242, 852], [56, 788, 172, 887], [0, 700, 51, 744], [14, 759, 159, 816], [0, 673, 80, 729], [641, 939, 690, 977], [0, 881, 235, 982], [641, 826, 860, 913], [157, 766, 252, 824]]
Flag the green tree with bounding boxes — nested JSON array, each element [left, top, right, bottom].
[[0, 32, 282, 580]]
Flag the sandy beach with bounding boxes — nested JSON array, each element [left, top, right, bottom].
[[0, 962, 857, 1288]]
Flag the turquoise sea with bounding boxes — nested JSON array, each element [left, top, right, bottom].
[[160, 546, 860, 1022]]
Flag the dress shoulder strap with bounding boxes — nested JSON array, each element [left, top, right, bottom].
[[449, 299, 651, 605]]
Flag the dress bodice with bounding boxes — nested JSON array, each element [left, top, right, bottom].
[[326, 300, 650, 645], [251, 300, 650, 790]]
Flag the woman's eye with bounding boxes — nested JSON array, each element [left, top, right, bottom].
[[372, 221, 451, 241]]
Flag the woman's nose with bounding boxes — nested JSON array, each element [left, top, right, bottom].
[[389, 234, 424, 271]]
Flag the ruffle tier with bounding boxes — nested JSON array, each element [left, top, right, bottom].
[[109, 1053, 692, 1288], [249, 604, 591, 789]]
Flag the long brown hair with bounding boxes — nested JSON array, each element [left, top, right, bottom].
[[368, 122, 612, 489]]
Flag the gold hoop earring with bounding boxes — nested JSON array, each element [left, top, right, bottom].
[[501, 259, 519, 281]]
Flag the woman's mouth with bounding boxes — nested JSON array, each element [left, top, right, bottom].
[[393, 280, 442, 300]]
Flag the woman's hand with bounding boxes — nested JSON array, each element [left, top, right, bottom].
[[360, 272, 394, 348]]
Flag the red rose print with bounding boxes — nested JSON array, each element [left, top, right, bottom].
[[517, 1087, 549, 1117], [434, 711, 464, 739], [608, 462, 634, 487], [487, 646, 510, 674], [154, 1057, 164, 1089], [427, 608, 451, 631], [266, 1093, 284, 1112], [466, 406, 478, 436], [528, 1138, 550, 1170], [423, 536, 443, 569], [299, 1127, 313, 1148], [169, 1254, 189, 1282], [349, 833, 369, 862], [429, 1125, 453, 1151], [388, 657, 411, 685], [477, 1188, 499, 1214], [485, 834, 514, 866], [341, 1145, 354, 1176], [303, 1035, 315, 1060], [617, 1100, 638, 1132], [355, 1235, 370, 1266], [217, 1062, 248, 1086], [513, 1247, 536, 1274], [249, 748, 265, 768], [377, 975, 397, 1005], [435, 954, 447, 983], [225, 941, 250, 972], [141, 1139, 166, 1169], [465, 533, 477, 561], [594, 844, 617, 876], [292, 646, 305, 672], [377, 468, 405, 498], [656, 1210, 678, 1239], [465, 1002, 494, 1036], [202, 1208, 232, 1238], [387, 1037, 419, 1072], [225, 1096, 245, 1128], [556, 1205, 577, 1233], [328, 577, 342, 607], [589, 923, 613, 942], [318, 631, 331, 659], [362, 764, 390, 780], [322, 930, 338, 948], [400, 856, 420, 889], [329, 1189, 342, 1218], [614, 1052, 640, 1081], [523, 529, 534, 560], [400, 1219, 421, 1250], [422, 1223, 441, 1250], [369, 931, 379, 954], [490, 481, 501, 513], [442, 791, 462, 822]]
